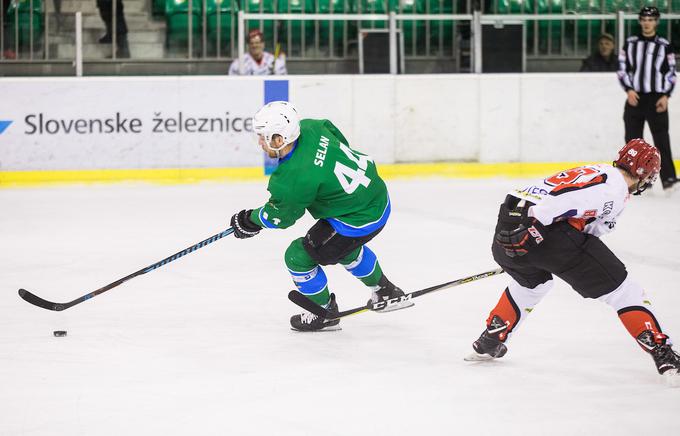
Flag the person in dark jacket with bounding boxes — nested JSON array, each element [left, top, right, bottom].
[[580, 33, 618, 72]]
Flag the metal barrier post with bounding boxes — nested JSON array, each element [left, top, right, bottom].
[[216, 1, 222, 57], [44, 0, 49, 59], [188, 0, 193, 58], [112, 0, 117, 59], [202, 0, 207, 58], [75, 11, 83, 76], [14, 7, 19, 55], [29, 0, 34, 59], [472, 10, 481, 73], [389, 11, 397, 74], [237, 10, 244, 74], [616, 10, 624, 53]]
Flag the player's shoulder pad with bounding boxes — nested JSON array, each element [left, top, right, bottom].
[[626, 35, 639, 43], [657, 36, 671, 46]]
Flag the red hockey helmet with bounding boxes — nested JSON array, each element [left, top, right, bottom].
[[614, 139, 661, 192]]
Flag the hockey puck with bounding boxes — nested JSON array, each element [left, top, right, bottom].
[[53, 330, 67, 337]]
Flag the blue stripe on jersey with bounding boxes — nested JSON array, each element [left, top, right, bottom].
[[326, 196, 391, 237], [257, 207, 279, 229], [344, 246, 378, 278], [289, 266, 328, 296]]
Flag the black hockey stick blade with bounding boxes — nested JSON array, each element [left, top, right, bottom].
[[18, 227, 234, 312], [18, 288, 72, 311], [288, 268, 504, 320], [288, 290, 369, 319], [287, 290, 328, 317]]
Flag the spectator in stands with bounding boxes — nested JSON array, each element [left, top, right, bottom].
[[229, 29, 287, 76], [618, 6, 677, 190], [96, 0, 130, 58], [580, 33, 617, 72]]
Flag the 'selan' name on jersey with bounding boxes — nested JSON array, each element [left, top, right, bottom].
[[314, 136, 329, 167]]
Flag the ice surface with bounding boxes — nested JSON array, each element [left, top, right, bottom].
[[1, 179, 679, 436]]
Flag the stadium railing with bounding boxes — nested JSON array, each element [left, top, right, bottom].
[[0, 0, 678, 74]]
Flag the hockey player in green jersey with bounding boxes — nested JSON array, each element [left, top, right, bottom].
[[230, 101, 413, 331]]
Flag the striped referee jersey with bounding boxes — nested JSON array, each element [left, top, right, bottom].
[[618, 35, 677, 96]]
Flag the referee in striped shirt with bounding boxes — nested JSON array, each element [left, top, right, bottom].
[[618, 6, 677, 190]]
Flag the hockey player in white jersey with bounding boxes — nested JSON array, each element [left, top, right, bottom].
[[467, 138, 680, 386]]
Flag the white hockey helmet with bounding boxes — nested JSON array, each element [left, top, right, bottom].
[[253, 101, 301, 152]]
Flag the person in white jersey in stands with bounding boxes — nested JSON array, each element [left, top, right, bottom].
[[229, 29, 287, 76]]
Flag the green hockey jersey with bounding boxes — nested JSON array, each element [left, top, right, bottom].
[[250, 119, 390, 236]]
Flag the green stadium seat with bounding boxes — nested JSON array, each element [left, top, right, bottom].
[[244, 0, 276, 49], [533, 0, 562, 54], [496, 0, 532, 13], [397, 0, 424, 55], [563, 0, 602, 53], [165, 0, 201, 44], [427, 0, 456, 56], [206, 0, 236, 54], [358, 0, 389, 30], [152, 0, 166, 17], [356, 0, 423, 55], [276, 0, 313, 56], [5, 0, 43, 48], [672, 0, 680, 12], [316, 0, 352, 55], [644, 0, 669, 10]]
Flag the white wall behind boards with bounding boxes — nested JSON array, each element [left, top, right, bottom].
[[1, 74, 676, 171]]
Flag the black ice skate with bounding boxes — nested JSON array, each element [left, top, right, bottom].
[[290, 293, 341, 332], [367, 276, 414, 313], [636, 330, 680, 386], [464, 315, 509, 361]]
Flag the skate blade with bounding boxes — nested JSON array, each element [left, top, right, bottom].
[[290, 326, 342, 333], [663, 369, 680, 388], [374, 301, 415, 313], [463, 352, 497, 362]]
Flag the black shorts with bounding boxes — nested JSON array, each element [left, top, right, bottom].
[[303, 219, 383, 266], [492, 201, 627, 298]]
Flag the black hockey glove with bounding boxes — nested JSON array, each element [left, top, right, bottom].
[[495, 218, 546, 258], [230, 209, 262, 239]]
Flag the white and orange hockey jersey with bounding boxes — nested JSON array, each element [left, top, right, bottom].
[[508, 164, 630, 237], [228, 51, 287, 76]]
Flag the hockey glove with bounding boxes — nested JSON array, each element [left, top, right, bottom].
[[230, 209, 262, 239], [495, 218, 546, 258]]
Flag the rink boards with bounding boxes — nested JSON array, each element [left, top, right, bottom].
[[1, 74, 679, 185]]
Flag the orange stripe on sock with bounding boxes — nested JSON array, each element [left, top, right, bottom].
[[486, 289, 520, 341], [618, 308, 661, 338]]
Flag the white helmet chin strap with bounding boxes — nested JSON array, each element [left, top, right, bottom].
[[253, 101, 301, 158], [265, 136, 287, 158]]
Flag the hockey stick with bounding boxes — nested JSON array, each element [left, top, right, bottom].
[[269, 42, 281, 74], [18, 228, 235, 311], [288, 268, 504, 320]]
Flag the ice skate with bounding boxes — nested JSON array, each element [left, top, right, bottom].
[[465, 315, 509, 361], [637, 330, 680, 387], [368, 278, 414, 313], [290, 293, 341, 332]]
